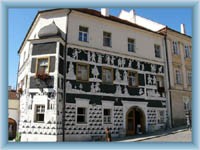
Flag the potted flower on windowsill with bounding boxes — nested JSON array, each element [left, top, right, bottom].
[[35, 72, 50, 81]]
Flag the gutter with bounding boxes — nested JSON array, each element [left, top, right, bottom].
[[164, 33, 173, 128], [62, 9, 72, 142]]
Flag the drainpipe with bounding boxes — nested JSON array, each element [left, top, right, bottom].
[[62, 9, 72, 142], [164, 31, 173, 128]]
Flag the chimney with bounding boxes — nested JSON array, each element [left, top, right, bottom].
[[101, 8, 109, 17], [180, 24, 186, 34], [129, 9, 136, 23]]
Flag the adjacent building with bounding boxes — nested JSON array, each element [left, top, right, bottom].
[[16, 8, 191, 142], [8, 89, 20, 140], [159, 27, 192, 127]]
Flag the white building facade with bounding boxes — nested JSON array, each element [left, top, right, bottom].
[[17, 8, 169, 141]]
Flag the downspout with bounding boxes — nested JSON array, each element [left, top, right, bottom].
[[62, 9, 72, 141], [164, 31, 173, 128]]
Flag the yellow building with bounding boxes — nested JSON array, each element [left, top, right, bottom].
[[159, 27, 192, 127]]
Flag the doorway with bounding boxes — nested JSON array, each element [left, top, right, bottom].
[[126, 107, 145, 135]]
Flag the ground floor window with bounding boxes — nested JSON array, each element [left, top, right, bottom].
[[35, 105, 45, 122], [104, 109, 112, 124], [157, 110, 165, 124], [77, 107, 87, 124]]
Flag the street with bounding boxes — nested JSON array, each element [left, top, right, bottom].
[[141, 130, 192, 142], [115, 127, 192, 142]]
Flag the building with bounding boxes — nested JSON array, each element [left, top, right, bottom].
[[17, 8, 171, 142], [8, 89, 20, 140], [159, 27, 192, 127], [119, 9, 192, 127]]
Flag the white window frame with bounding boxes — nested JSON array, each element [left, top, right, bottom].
[[128, 71, 138, 87], [77, 107, 87, 124], [157, 110, 165, 124], [35, 105, 45, 123], [103, 109, 112, 124], [76, 63, 89, 82], [102, 67, 113, 84], [103, 31, 112, 47], [128, 38, 135, 52], [154, 44, 161, 58], [79, 26, 88, 42], [172, 41, 179, 55], [175, 70, 182, 84]]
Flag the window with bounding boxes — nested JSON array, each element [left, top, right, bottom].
[[25, 75, 28, 88], [172, 41, 179, 55], [103, 32, 111, 47], [104, 109, 111, 124], [157, 110, 165, 124], [76, 63, 89, 81], [128, 38, 135, 52], [79, 26, 88, 42], [102, 67, 113, 84], [188, 72, 192, 86], [77, 107, 87, 123], [128, 71, 138, 87], [23, 51, 26, 62], [175, 70, 182, 84], [184, 45, 190, 58], [35, 105, 45, 122], [36, 57, 49, 74], [154, 44, 161, 58]]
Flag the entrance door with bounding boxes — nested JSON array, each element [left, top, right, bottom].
[[127, 109, 135, 135], [126, 107, 145, 135]]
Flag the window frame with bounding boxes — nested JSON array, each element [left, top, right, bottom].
[[103, 31, 112, 47], [128, 70, 138, 87], [157, 110, 165, 124], [154, 44, 161, 58], [184, 45, 190, 58], [128, 38, 135, 53], [78, 26, 89, 42], [76, 62, 89, 82], [187, 71, 192, 86], [175, 69, 182, 85], [102, 66, 113, 84], [172, 41, 179, 55], [103, 108, 112, 124], [76, 107, 87, 124], [35, 105, 45, 123], [35, 57, 50, 75]]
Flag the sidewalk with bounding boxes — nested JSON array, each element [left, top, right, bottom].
[[113, 126, 190, 142]]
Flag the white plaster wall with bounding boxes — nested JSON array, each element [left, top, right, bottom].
[[8, 109, 19, 125], [68, 11, 165, 62]]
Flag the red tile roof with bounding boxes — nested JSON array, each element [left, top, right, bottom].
[[8, 90, 19, 100]]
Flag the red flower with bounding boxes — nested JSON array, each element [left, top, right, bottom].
[[36, 73, 50, 81]]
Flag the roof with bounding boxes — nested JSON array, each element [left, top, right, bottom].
[[73, 8, 162, 35], [8, 90, 19, 100], [38, 21, 62, 38], [18, 8, 164, 54], [158, 26, 192, 38]]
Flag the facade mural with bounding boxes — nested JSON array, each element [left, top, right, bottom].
[[16, 8, 191, 142]]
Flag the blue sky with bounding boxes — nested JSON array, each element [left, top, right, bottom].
[[8, 8, 192, 89]]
